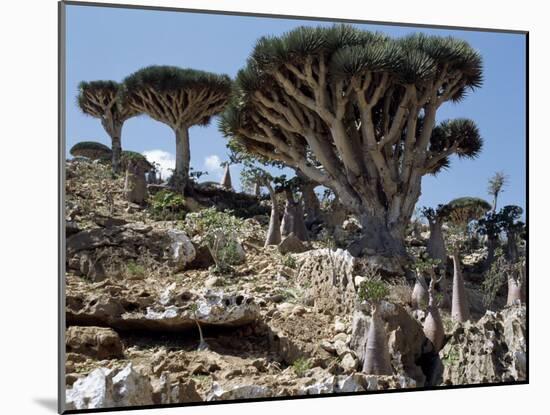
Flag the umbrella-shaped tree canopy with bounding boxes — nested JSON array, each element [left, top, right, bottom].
[[120, 66, 231, 192], [443, 197, 492, 226], [77, 80, 140, 173], [220, 24, 483, 259], [69, 141, 112, 161]]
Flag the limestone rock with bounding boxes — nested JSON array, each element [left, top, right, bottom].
[[65, 364, 153, 410], [441, 305, 526, 385], [278, 233, 308, 255], [166, 230, 196, 270], [295, 248, 357, 315], [66, 326, 124, 360], [207, 383, 272, 401], [299, 373, 416, 395]]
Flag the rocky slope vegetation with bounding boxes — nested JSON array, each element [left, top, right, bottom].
[[64, 160, 527, 410]]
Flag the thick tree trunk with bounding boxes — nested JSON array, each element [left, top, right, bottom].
[[111, 123, 123, 175], [362, 305, 393, 376], [300, 180, 321, 227], [347, 213, 406, 258], [505, 231, 519, 263], [426, 219, 450, 306], [451, 252, 470, 322], [265, 187, 281, 246], [174, 126, 190, 194], [423, 277, 445, 352], [483, 235, 499, 272], [427, 220, 447, 266], [280, 189, 308, 241]]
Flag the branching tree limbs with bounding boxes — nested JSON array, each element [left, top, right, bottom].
[[77, 81, 139, 173], [121, 66, 231, 192], [220, 25, 483, 259]]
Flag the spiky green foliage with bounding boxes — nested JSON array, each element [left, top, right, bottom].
[[77, 80, 138, 121], [69, 141, 112, 160], [120, 66, 231, 128], [444, 197, 492, 225]]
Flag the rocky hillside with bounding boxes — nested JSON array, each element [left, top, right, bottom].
[[64, 159, 526, 411]]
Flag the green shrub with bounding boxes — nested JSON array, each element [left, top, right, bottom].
[[185, 208, 249, 275], [150, 190, 186, 220], [281, 253, 297, 269], [292, 358, 312, 377], [126, 261, 145, 278], [358, 279, 389, 303]]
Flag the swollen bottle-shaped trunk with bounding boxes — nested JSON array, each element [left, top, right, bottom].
[[301, 181, 321, 226], [174, 126, 191, 193], [362, 305, 392, 376], [427, 219, 449, 307], [423, 277, 445, 352], [451, 252, 470, 322], [265, 188, 281, 246], [411, 274, 428, 309], [506, 276, 523, 306], [280, 200, 295, 238], [292, 199, 309, 241]]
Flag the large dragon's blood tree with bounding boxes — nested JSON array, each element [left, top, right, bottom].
[[77, 81, 139, 174], [120, 66, 231, 193], [220, 25, 483, 261]]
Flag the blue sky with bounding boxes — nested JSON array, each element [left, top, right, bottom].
[[64, 4, 526, 212]]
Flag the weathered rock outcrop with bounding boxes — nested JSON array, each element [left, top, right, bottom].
[[66, 326, 124, 360], [295, 249, 357, 315], [66, 364, 154, 410], [67, 277, 260, 332], [440, 305, 526, 385]]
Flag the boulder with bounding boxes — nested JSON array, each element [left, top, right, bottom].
[[66, 326, 124, 360], [207, 383, 272, 401], [124, 163, 147, 205], [295, 248, 357, 315], [151, 372, 202, 404], [440, 305, 526, 385], [278, 233, 308, 255], [65, 364, 153, 410], [166, 230, 196, 270]]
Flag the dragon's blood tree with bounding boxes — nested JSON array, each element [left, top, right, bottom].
[[77, 81, 139, 173], [220, 25, 483, 261], [121, 66, 231, 192], [445, 197, 491, 322]]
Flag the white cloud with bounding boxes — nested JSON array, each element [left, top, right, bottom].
[[142, 149, 175, 181], [204, 154, 223, 179]]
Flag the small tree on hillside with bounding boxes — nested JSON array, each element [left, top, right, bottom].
[[358, 278, 392, 376], [220, 25, 483, 261], [120, 66, 231, 193], [444, 197, 491, 322], [77, 81, 139, 173], [487, 171, 508, 212]]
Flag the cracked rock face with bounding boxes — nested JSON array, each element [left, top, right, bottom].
[[66, 364, 153, 410], [295, 249, 357, 315], [66, 275, 260, 331], [440, 305, 526, 385], [66, 326, 124, 360]]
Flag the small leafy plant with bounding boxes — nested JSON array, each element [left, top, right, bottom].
[[190, 303, 208, 351], [125, 261, 145, 278], [292, 358, 312, 377], [281, 253, 297, 269], [150, 190, 186, 220], [358, 279, 389, 303]]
